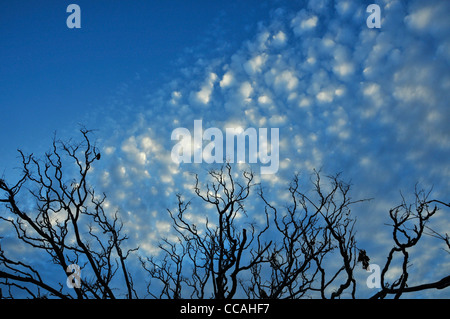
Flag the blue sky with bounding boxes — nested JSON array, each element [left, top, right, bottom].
[[0, 0, 268, 173], [1, 0, 449, 298]]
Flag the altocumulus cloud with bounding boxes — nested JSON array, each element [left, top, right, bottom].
[[91, 0, 449, 297]]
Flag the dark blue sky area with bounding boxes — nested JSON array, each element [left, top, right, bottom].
[[0, 0, 271, 174]]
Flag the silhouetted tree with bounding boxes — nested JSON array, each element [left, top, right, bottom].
[[250, 171, 369, 299], [144, 166, 449, 299], [0, 129, 137, 299], [370, 188, 450, 299], [141, 164, 272, 299], [142, 166, 369, 299], [1, 131, 449, 299]]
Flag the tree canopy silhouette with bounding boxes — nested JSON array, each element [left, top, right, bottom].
[[0, 129, 137, 299], [0, 130, 448, 299]]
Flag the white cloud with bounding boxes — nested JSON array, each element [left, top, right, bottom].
[[316, 90, 334, 103], [291, 10, 318, 36], [272, 30, 287, 48], [239, 81, 253, 100], [404, 2, 450, 33], [121, 136, 147, 166], [274, 70, 298, 92], [94, 0, 450, 298], [258, 94, 272, 105], [244, 54, 268, 75], [220, 71, 234, 88], [269, 114, 286, 126], [193, 72, 218, 105], [333, 61, 354, 77], [104, 146, 116, 155]]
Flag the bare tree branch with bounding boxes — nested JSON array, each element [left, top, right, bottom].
[[255, 171, 369, 299], [1, 131, 448, 300], [143, 164, 271, 299], [0, 129, 137, 299], [371, 187, 449, 299]]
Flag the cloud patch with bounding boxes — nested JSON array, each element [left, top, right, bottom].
[[93, 0, 450, 297]]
